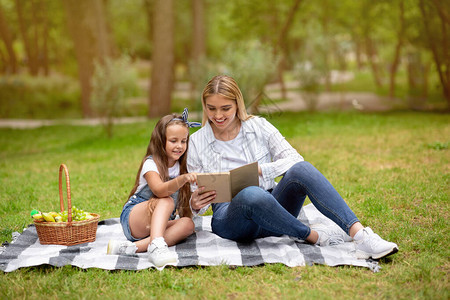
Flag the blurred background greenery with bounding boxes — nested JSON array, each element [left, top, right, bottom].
[[0, 0, 448, 122]]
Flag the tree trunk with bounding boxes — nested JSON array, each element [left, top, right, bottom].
[[143, 0, 153, 46], [0, 4, 18, 73], [102, 0, 119, 58], [0, 47, 6, 73], [190, 0, 206, 100], [16, 0, 39, 76], [321, 0, 331, 92], [276, 0, 303, 100], [31, 1, 40, 73], [419, 0, 450, 108], [39, 0, 49, 76], [63, 0, 112, 117], [350, 31, 364, 70], [191, 0, 206, 62], [364, 35, 383, 88], [148, 0, 174, 118], [389, 0, 405, 98]]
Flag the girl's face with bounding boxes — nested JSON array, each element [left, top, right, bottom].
[[205, 94, 239, 134], [165, 124, 189, 167]]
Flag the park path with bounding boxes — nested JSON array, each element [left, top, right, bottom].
[[0, 74, 402, 129]]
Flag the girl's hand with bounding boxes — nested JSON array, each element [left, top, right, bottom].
[[183, 173, 197, 184], [191, 187, 215, 210]]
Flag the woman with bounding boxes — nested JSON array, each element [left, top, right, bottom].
[[188, 75, 398, 260]]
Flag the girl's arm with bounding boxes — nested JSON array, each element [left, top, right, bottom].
[[145, 171, 196, 198]]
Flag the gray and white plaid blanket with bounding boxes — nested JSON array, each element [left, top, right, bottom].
[[0, 204, 381, 272]]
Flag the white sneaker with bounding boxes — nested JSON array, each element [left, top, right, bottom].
[[311, 223, 353, 246], [354, 227, 398, 259], [107, 240, 137, 255], [148, 237, 177, 267]]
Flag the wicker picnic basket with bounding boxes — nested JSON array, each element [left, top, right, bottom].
[[34, 164, 100, 246]]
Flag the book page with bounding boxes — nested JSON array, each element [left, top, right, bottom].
[[230, 162, 259, 198], [196, 172, 232, 203]]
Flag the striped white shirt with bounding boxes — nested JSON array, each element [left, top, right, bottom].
[[187, 116, 304, 215]]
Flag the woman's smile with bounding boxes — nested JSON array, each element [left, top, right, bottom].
[[205, 94, 240, 140]]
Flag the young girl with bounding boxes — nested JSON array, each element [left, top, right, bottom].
[[107, 110, 200, 267]]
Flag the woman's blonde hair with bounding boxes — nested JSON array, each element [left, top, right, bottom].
[[201, 75, 252, 125]]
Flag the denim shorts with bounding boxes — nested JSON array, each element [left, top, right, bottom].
[[120, 195, 147, 242]]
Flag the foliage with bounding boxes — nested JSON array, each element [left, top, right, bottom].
[[0, 74, 81, 119], [90, 55, 139, 137], [222, 40, 278, 108], [0, 112, 448, 299], [188, 40, 278, 110], [186, 55, 218, 109], [107, 1, 151, 59], [0, 0, 448, 113], [293, 62, 323, 111]]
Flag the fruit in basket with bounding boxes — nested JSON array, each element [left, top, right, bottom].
[[30, 209, 44, 221], [31, 207, 96, 222], [59, 207, 96, 221], [61, 210, 69, 222], [70, 206, 96, 221], [32, 213, 44, 221], [42, 212, 56, 222]]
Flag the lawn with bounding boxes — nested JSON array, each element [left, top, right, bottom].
[[0, 111, 448, 299]]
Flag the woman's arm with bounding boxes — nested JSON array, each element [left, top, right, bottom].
[[187, 137, 215, 215], [257, 118, 303, 182]]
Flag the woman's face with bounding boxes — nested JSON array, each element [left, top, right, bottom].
[[205, 94, 239, 134]]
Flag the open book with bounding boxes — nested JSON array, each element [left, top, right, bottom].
[[196, 162, 259, 203]]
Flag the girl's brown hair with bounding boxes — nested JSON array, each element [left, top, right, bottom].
[[128, 114, 192, 218], [201, 75, 252, 125]]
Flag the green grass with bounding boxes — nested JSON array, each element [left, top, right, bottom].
[[329, 69, 446, 106], [1, 111, 449, 299]]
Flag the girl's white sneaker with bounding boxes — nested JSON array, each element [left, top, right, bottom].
[[107, 240, 137, 255], [148, 237, 177, 267]]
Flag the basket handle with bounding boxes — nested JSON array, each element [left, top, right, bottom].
[[59, 164, 72, 224]]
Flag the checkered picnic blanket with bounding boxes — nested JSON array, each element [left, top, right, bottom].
[[0, 204, 380, 272]]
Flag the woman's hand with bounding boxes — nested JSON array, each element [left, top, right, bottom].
[[191, 187, 216, 210]]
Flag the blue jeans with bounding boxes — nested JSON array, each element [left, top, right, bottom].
[[211, 161, 360, 241]]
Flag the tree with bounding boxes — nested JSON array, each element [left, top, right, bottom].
[[419, 0, 450, 109], [190, 0, 206, 99], [191, 0, 206, 62], [389, 0, 406, 98], [15, 0, 49, 76], [318, 0, 332, 91], [276, 0, 303, 99], [0, 3, 17, 74], [91, 56, 138, 138], [360, 1, 384, 88], [148, 0, 174, 118], [63, 0, 113, 117]]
